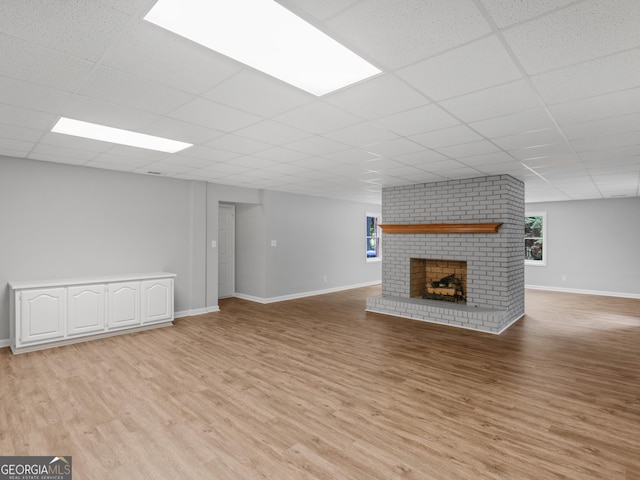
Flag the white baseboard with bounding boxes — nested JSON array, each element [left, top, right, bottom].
[[0, 338, 10, 348], [175, 306, 219, 318], [526, 285, 640, 299], [235, 281, 381, 305]]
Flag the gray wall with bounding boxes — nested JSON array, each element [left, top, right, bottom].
[[261, 190, 381, 298], [0, 155, 207, 340], [525, 197, 640, 296], [235, 203, 266, 298], [0, 156, 383, 341]]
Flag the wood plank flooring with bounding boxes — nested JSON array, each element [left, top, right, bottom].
[[1, 286, 639, 479]]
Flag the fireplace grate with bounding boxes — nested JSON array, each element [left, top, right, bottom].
[[423, 273, 465, 303]]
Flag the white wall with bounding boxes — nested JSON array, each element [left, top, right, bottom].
[[525, 197, 640, 297]]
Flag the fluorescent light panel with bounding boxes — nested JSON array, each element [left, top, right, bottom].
[[144, 0, 381, 96], [51, 118, 192, 153]]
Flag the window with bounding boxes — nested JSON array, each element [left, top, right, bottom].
[[366, 214, 381, 262], [525, 212, 546, 266]]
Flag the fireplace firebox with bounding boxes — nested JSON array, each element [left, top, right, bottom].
[[410, 258, 467, 303]]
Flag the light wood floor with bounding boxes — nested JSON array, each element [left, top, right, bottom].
[[1, 286, 639, 479]]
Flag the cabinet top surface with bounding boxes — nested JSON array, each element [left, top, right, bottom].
[[9, 272, 176, 290]]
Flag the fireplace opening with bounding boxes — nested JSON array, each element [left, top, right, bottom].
[[410, 259, 467, 304]]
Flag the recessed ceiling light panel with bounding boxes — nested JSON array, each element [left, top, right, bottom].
[[144, 0, 381, 96], [51, 118, 192, 153]]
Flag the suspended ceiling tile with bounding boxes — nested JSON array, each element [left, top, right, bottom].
[[0, 77, 71, 114], [223, 155, 279, 170], [327, 0, 491, 69], [79, 67, 194, 115], [324, 74, 429, 120], [365, 137, 425, 157], [415, 159, 468, 172], [0, 33, 94, 92], [491, 128, 567, 150], [253, 146, 311, 163], [60, 95, 160, 131], [572, 131, 640, 152], [479, 0, 576, 28], [90, 153, 154, 168], [439, 79, 540, 123], [144, 117, 224, 145], [561, 112, 640, 141], [323, 121, 398, 148], [30, 143, 97, 161], [548, 87, 640, 125], [0, 123, 43, 143], [204, 134, 272, 155], [532, 49, 640, 105], [435, 139, 501, 159], [0, 104, 58, 130], [28, 152, 88, 165], [374, 104, 460, 137], [410, 125, 483, 149], [274, 101, 361, 135], [177, 145, 239, 162], [95, 0, 155, 16], [469, 108, 556, 138], [169, 97, 261, 132], [104, 21, 242, 95], [233, 119, 311, 145], [204, 69, 313, 117], [391, 149, 449, 166], [0, 138, 35, 154], [0, 0, 129, 61], [277, 0, 361, 20], [322, 148, 382, 164], [38, 131, 113, 153], [285, 135, 350, 156], [503, 0, 640, 74], [84, 161, 137, 172], [397, 35, 522, 101]]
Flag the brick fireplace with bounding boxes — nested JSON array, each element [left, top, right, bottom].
[[366, 175, 525, 334]]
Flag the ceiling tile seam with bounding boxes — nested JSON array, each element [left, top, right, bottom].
[[492, 0, 590, 34], [527, 45, 640, 79], [385, 31, 498, 74], [471, 0, 603, 199]]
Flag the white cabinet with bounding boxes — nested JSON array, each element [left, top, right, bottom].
[[107, 282, 141, 329], [9, 273, 175, 354], [141, 278, 173, 324], [19, 287, 67, 344], [68, 284, 105, 336]]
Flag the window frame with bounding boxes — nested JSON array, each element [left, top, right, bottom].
[[365, 213, 381, 263], [525, 211, 547, 266]]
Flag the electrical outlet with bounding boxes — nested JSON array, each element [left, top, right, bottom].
[[562, 275, 567, 281], [323, 276, 327, 282]]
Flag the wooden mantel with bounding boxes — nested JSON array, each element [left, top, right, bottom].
[[379, 223, 502, 234]]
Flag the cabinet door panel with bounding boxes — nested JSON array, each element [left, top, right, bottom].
[[107, 282, 141, 329], [20, 288, 66, 344], [68, 285, 105, 336], [141, 279, 173, 324]]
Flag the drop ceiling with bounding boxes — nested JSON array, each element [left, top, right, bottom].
[[1, 0, 639, 204]]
